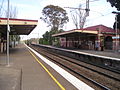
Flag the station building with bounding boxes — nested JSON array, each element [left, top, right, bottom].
[[0, 17, 38, 53], [52, 25, 119, 51]]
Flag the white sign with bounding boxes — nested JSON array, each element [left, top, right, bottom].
[[112, 36, 120, 39], [7, 25, 10, 32]]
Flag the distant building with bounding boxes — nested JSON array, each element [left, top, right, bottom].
[[52, 24, 119, 51]]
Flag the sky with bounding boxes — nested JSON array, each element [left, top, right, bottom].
[[0, 0, 117, 40]]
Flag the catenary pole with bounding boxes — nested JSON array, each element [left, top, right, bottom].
[[115, 15, 117, 51], [7, 0, 10, 65], [112, 11, 120, 52]]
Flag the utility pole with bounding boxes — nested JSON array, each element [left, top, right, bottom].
[[115, 15, 118, 51], [112, 11, 120, 52], [86, 0, 90, 16], [81, 0, 90, 28], [64, 0, 90, 29], [7, 0, 10, 66]]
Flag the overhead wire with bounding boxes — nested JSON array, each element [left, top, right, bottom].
[[86, 12, 112, 23], [84, 0, 115, 26], [87, 8, 114, 22], [85, 12, 113, 27]]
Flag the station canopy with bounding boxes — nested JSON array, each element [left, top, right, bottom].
[[52, 25, 115, 37], [52, 29, 98, 37], [0, 18, 38, 35]]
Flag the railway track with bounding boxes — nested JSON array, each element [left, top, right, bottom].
[[30, 45, 120, 90]]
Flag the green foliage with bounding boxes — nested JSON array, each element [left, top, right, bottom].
[[39, 29, 64, 45], [39, 38, 43, 44], [39, 38, 50, 45], [10, 35, 20, 41], [42, 31, 49, 41], [113, 15, 120, 30], [43, 40, 49, 45], [41, 5, 69, 30], [107, 0, 120, 30], [40, 5, 67, 45], [107, 0, 120, 11]]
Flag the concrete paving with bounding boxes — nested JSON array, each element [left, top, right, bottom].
[[12, 44, 61, 90], [0, 43, 77, 90], [0, 66, 21, 90], [76, 49, 120, 59]]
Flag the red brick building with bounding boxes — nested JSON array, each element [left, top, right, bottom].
[[52, 25, 119, 51]]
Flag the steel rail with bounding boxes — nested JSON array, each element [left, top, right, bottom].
[[31, 45, 111, 90]]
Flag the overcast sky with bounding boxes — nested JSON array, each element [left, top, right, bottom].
[[1, 0, 117, 39]]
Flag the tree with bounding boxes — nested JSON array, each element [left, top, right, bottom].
[[107, 0, 120, 11], [41, 29, 64, 45], [8, 6, 20, 46], [0, 3, 20, 46], [5, 5, 20, 46], [8, 6, 18, 18], [40, 5, 68, 45], [113, 14, 120, 30], [70, 4, 88, 29], [0, 2, 18, 18], [41, 5, 69, 30], [107, 0, 120, 30]]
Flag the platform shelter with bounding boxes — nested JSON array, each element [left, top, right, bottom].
[[52, 25, 118, 51], [0, 18, 38, 53]]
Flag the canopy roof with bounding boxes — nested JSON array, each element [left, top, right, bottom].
[[52, 29, 98, 37], [0, 18, 38, 35], [52, 25, 115, 37], [82, 25, 115, 34]]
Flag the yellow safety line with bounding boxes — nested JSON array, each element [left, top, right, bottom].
[[28, 49, 65, 90]]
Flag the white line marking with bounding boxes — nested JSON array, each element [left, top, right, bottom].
[[26, 44, 94, 90]]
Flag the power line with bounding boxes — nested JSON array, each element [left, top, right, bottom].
[[86, 12, 112, 23], [81, 0, 99, 6]]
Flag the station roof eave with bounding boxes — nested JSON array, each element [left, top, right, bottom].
[[52, 29, 98, 37], [0, 18, 38, 35]]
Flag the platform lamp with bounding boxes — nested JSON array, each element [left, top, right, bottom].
[[112, 11, 120, 52], [7, 0, 10, 66]]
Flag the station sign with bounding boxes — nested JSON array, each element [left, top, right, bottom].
[[112, 36, 120, 39]]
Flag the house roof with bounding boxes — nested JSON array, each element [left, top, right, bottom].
[[52, 25, 115, 37], [0, 18, 38, 35], [82, 24, 115, 34]]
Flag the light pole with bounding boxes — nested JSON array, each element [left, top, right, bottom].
[[112, 11, 120, 51]]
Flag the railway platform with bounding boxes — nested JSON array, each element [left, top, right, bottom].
[[0, 43, 94, 90], [34, 44, 120, 72], [76, 49, 120, 59]]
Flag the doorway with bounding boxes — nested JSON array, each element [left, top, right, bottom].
[[104, 36, 113, 50]]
